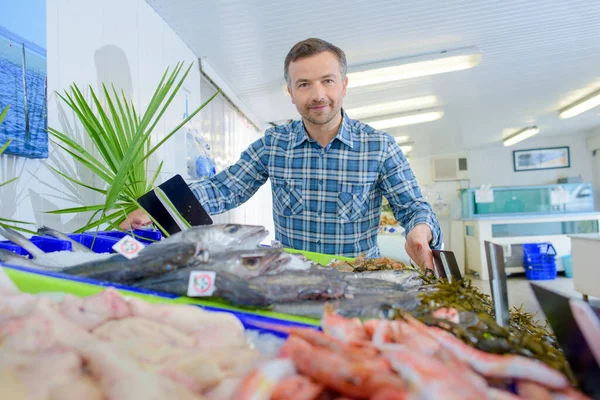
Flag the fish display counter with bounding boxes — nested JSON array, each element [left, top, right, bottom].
[[0, 224, 596, 399]]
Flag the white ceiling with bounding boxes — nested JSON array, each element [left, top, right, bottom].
[[146, 0, 600, 156]]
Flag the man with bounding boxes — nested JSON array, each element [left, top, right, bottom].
[[122, 38, 442, 269]]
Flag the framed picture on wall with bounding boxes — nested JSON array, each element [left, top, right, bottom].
[[513, 146, 570, 172]]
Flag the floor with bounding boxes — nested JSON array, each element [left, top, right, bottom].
[[467, 274, 600, 323]]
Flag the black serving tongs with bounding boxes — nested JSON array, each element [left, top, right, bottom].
[[431, 249, 463, 282]]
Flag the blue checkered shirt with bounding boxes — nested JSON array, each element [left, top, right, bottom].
[[189, 112, 442, 258]]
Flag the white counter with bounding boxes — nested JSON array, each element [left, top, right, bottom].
[[569, 234, 600, 299], [464, 212, 600, 280]]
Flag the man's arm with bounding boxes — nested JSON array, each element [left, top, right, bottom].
[[378, 135, 442, 268], [189, 137, 269, 214]]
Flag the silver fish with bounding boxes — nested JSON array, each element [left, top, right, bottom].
[[0, 226, 46, 259], [61, 240, 198, 282], [161, 224, 269, 255], [341, 269, 423, 287], [246, 270, 347, 303], [163, 248, 294, 279], [0, 248, 63, 271], [272, 292, 421, 319], [37, 226, 94, 253], [344, 277, 416, 296], [133, 248, 298, 304]]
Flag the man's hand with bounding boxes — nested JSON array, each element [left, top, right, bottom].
[[119, 208, 152, 230], [405, 224, 434, 270]]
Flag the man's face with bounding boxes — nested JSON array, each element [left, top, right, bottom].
[[287, 51, 348, 126]]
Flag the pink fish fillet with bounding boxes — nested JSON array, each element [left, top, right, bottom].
[[59, 288, 132, 330], [127, 297, 246, 348]]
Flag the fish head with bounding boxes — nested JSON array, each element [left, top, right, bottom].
[[211, 249, 291, 278], [178, 224, 269, 251]]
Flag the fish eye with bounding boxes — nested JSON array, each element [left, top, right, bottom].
[[241, 256, 261, 269], [224, 224, 240, 234]]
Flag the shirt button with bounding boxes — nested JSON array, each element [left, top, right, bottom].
[[319, 180, 323, 185], [317, 210, 322, 216], [317, 240, 321, 245]]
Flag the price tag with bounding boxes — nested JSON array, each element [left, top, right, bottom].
[[551, 190, 570, 205], [187, 271, 217, 297], [475, 189, 494, 204], [112, 235, 145, 259]]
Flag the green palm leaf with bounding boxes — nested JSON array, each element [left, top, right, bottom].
[[48, 62, 218, 235]]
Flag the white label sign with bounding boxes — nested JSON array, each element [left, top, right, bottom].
[[475, 189, 494, 204], [187, 271, 217, 297], [551, 190, 570, 205], [112, 235, 145, 259]]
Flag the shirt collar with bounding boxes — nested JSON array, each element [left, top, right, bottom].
[[292, 110, 354, 149]]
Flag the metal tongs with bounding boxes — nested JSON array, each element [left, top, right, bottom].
[[484, 241, 510, 328]]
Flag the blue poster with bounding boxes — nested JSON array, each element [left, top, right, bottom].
[[0, 1, 47, 159]]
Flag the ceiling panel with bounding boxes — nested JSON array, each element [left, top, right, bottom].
[[146, 0, 600, 156]]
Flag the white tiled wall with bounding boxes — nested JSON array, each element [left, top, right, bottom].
[[1, 0, 275, 238], [2, 0, 200, 232]]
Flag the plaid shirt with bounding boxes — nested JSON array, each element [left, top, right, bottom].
[[189, 111, 442, 258]]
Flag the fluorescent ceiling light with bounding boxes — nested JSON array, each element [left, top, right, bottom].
[[364, 109, 444, 130], [559, 88, 600, 119], [503, 126, 539, 147], [345, 96, 438, 120], [399, 145, 413, 153], [347, 47, 482, 89]]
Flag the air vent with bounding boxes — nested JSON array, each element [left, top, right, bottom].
[[432, 155, 470, 181]]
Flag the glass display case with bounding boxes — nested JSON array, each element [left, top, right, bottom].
[[461, 183, 594, 219]]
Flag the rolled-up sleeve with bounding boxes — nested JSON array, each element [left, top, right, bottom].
[[188, 137, 269, 215], [378, 135, 442, 249]]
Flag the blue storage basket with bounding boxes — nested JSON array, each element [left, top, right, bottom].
[[0, 240, 30, 256], [523, 242, 557, 280], [91, 229, 162, 244], [68, 234, 120, 254]]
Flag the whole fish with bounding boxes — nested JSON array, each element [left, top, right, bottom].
[[340, 269, 423, 287], [160, 224, 269, 255], [36, 226, 94, 253], [61, 240, 198, 282], [133, 254, 288, 308], [138, 248, 295, 284], [245, 270, 347, 303], [343, 277, 417, 296], [0, 248, 64, 271], [134, 260, 347, 307], [272, 292, 421, 319], [0, 226, 48, 259]]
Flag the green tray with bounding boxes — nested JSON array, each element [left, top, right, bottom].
[[283, 248, 354, 265]]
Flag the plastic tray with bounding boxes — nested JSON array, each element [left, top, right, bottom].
[[93, 229, 163, 244], [0, 237, 72, 257], [68, 234, 121, 254], [283, 248, 354, 265]]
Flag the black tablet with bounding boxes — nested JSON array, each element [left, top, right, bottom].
[[137, 174, 213, 236]]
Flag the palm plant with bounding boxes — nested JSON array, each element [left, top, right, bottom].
[[46, 62, 219, 235], [0, 106, 35, 233]]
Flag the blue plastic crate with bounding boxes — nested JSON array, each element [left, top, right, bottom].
[[7, 236, 73, 258], [0, 240, 30, 256], [68, 234, 120, 254], [523, 242, 557, 280], [91, 229, 162, 244]]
